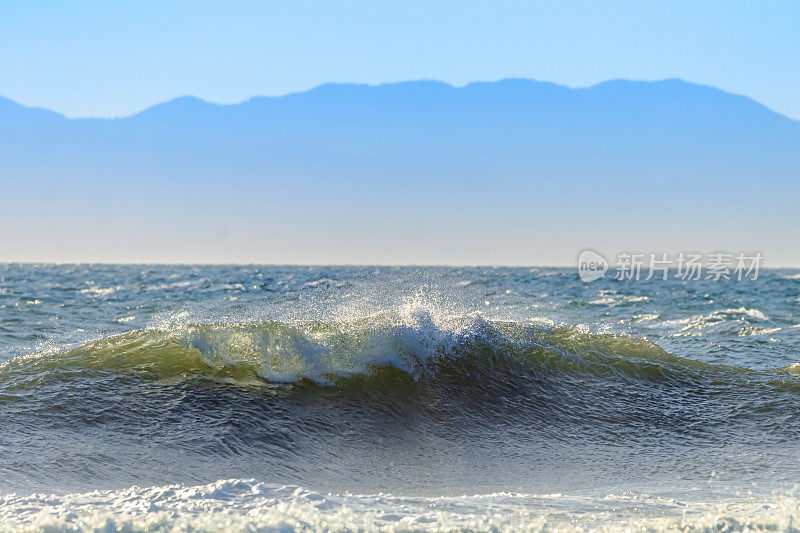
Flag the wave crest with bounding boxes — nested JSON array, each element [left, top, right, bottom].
[[0, 306, 723, 389]]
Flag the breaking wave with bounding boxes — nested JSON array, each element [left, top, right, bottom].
[[0, 306, 731, 389]]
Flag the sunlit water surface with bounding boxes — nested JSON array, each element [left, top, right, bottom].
[[2, 265, 800, 530]]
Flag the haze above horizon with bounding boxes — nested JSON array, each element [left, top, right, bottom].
[[4, 76, 800, 266]]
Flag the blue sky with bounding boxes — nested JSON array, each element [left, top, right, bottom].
[[1, 0, 799, 119]]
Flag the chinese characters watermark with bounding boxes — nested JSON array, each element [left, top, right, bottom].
[[577, 250, 762, 282]]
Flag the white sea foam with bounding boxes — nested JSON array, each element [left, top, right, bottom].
[[2, 479, 799, 532], [658, 306, 771, 337]]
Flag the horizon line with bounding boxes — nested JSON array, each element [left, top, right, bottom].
[[3, 262, 800, 270]]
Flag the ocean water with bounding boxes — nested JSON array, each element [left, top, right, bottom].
[[2, 264, 800, 531]]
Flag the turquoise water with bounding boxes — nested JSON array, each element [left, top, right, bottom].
[[1, 264, 800, 530]]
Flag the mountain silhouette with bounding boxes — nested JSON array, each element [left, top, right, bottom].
[[2, 79, 798, 264]]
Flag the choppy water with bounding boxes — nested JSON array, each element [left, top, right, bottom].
[[2, 264, 800, 531]]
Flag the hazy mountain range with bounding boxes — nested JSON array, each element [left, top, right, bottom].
[[2, 79, 799, 264]]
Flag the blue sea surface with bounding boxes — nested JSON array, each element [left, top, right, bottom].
[[1, 264, 800, 530]]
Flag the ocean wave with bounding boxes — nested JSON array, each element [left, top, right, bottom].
[[3, 301, 800, 509], [0, 305, 722, 389]]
